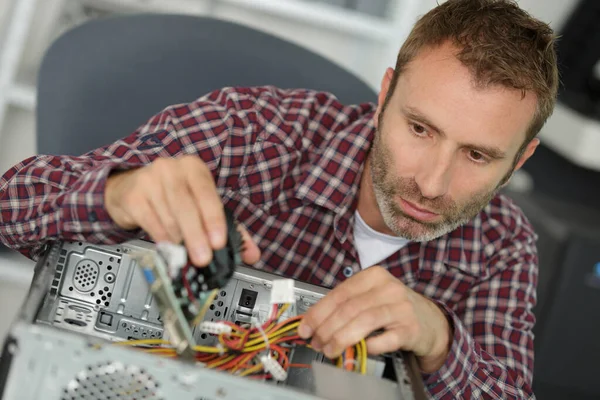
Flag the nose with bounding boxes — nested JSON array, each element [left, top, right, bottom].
[[414, 147, 454, 199]]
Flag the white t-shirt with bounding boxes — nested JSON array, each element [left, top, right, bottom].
[[354, 211, 410, 269]]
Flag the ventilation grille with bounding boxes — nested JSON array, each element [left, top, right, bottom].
[[61, 362, 163, 400], [50, 248, 68, 296], [73, 260, 99, 292]]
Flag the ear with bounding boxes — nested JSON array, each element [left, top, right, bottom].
[[514, 138, 539, 172], [374, 68, 395, 129], [498, 138, 540, 188]]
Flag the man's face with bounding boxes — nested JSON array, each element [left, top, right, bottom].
[[369, 42, 538, 241]]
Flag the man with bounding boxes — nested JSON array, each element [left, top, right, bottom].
[[0, 0, 557, 398]]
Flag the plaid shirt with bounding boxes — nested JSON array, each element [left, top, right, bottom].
[[0, 86, 537, 399]]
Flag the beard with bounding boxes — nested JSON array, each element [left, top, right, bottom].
[[369, 117, 503, 242]]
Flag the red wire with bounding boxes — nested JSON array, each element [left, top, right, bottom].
[[270, 344, 290, 369], [215, 352, 257, 371], [181, 263, 197, 303]]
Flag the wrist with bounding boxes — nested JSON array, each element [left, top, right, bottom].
[[104, 169, 137, 230], [418, 299, 453, 373]]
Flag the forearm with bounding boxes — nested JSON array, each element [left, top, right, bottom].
[[0, 156, 145, 258], [423, 303, 534, 399], [0, 104, 197, 258]]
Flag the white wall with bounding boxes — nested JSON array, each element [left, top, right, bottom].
[[0, 0, 584, 181], [0, 0, 581, 175]]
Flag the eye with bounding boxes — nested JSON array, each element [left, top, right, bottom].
[[468, 150, 489, 164], [409, 122, 428, 137]]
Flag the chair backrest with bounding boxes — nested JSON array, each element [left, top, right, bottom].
[[36, 14, 377, 155]]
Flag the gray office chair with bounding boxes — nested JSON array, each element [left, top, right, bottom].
[[36, 14, 377, 155]]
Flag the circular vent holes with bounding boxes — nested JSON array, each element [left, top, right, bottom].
[[73, 260, 100, 292]]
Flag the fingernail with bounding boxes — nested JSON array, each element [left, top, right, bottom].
[[311, 339, 322, 352], [209, 230, 225, 248], [298, 324, 312, 339], [193, 246, 210, 265], [323, 344, 334, 358]]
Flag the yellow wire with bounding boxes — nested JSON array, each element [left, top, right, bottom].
[[242, 326, 300, 352], [192, 289, 219, 326], [231, 353, 256, 373], [144, 348, 175, 354], [244, 321, 301, 348], [359, 339, 367, 375], [206, 354, 236, 369], [238, 363, 264, 377], [116, 338, 226, 355], [113, 339, 169, 347], [245, 303, 291, 340], [145, 349, 177, 358], [192, 345, 229, 353], [276, 303, 290, 318], [116, 303, 369, 376]]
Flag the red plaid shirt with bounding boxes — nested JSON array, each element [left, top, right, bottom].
[[0, 86, 538, 399]]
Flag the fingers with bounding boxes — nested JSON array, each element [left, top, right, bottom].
[[321, 303, 404, 358], [365, 329, 410, 356], [185, 160, 228, 250], [298, 266, 391, 339], [128, 198, 171, 244], [109, 155, 260, 268], [237, 225, 261, 265], [308, 286, 388, 351], [156, 167, 211, 266], [145, 178, 182, 244]]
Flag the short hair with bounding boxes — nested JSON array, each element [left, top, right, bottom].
[[387, 0, 559, 147]]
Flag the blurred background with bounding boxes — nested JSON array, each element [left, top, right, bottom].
[[0, 0, 599, 398]]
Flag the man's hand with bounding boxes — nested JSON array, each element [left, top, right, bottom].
[[104, 155, 261, 267], [297, 266, 452, 373]]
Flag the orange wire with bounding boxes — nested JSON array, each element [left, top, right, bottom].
[[344, 346, 355, 371]]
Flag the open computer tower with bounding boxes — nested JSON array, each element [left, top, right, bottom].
[[0, 240, 426, 400]]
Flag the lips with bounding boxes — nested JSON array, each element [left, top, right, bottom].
[[398, 198, 439, 222]]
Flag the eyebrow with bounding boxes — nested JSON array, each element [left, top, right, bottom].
[[402, 106, 508, 160]]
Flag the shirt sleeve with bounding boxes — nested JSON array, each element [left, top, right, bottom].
[[0, 88, 250, 260], [423, 226, 538, 399]]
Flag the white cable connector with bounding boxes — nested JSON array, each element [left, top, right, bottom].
[[260, 355, 288, 381], [198, 321, 232, 335], [156, 242, 188, 276], [270, 279, 296, 304]]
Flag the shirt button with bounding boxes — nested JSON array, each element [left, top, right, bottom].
[[89, 211, 98, 222], [343, 266, 353, 278]]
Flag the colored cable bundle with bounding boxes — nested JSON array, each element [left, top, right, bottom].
[[116, 303, 368, 379]]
